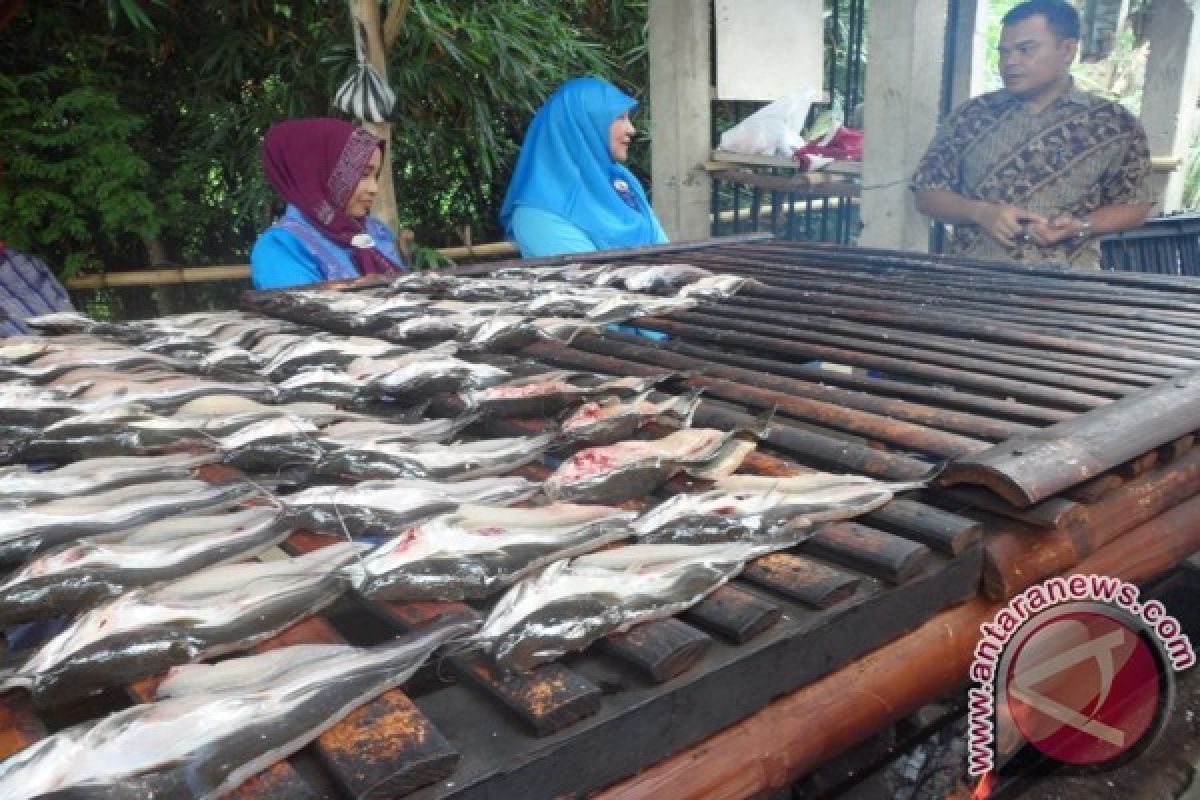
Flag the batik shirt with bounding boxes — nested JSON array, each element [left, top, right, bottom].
[[910, 85, 1154, 267], [0, 249, 73, 337]]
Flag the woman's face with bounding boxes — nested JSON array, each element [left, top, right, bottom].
[[345, 147, 382, 219], [609, 113, 636, 163]]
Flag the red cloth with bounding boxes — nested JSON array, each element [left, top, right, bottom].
[[262, 118, 397, 277], [793, 126, 864, 167]]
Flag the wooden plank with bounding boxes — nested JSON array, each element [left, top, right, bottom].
[[683, 584, 781, 644], [741, 553, 861, 609], [600, 619, 713, 683], [449, 653, 602, 737], [938, 486, 1085, 529], [861, 499, 981, 555], [0, 693, 44, 761], [321, 690, 460, 800], [801, 522, 932, 584]]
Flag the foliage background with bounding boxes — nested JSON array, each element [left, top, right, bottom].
[[0, 0, 649, 277]]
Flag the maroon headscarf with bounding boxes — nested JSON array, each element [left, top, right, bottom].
[[262, 118, 397, 277]]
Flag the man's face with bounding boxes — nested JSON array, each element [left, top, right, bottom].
[[997, 14, 1077, 100]]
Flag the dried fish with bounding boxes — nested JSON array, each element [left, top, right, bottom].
[[0, 478, 259, 566], [356, 350, 511, 402], [313, 432, 553, 482], [358, 503, 635, 600], [320, 410, 484, 445], [471, 542, 764, 671], [595, 263, 713, 292], [461, 371, 669, 417], [0, 453, 219, 505], [281, 475, 539, 536], [0, 507, 290, 626], [0, 621, 472, 800], [560, 388, 703, 444], [677, 274, 758, 300], [0, 542, 363, 707], [544, 421, 765, 503]]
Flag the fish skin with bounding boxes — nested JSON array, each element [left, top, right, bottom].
[[281, 475, 539, 536], [273, 368, 367, 405], [543, 426, 760, 504], [361, 355, 511, 403], [1, 543, 363, 708], [676, 274, 759, 300], [0, 621, 475, 800], [461, 371, 669, 418], [313, 433, 554, 483], [319, 409, 484, 445], [357, 503, 635, 601], [599, 263, 713, 292], [0, 452, 219, 504], [472, 542, 763, 671], [0, 479, 259, 566], [560, 388, 704, 445], [0, 508, 289, 626]]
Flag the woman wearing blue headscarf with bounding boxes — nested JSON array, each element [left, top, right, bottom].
[[500, 77, 669, 258]]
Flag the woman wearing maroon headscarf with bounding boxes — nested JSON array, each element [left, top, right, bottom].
[[251, 118, 405, 289]]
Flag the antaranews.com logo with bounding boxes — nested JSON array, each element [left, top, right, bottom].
[[967, 574, 1195, 777]]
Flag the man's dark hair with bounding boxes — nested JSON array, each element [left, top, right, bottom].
[[1002, 0, 1082, 40]]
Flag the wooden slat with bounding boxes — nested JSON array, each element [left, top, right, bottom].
[[801, 522, 932, 584], [861, 499, 981, 555], [683, 584, 781, 644], [741, 553, 861, 609], [600, 619, 713, 683], [449, 653, 602, 737]]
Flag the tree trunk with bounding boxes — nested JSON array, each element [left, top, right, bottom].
[[353, 0, 399, 234]]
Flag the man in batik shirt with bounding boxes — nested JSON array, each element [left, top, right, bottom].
[[910, 0, 1155, 268]]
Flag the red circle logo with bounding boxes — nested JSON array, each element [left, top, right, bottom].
[[1005, 610, 1163, 765]]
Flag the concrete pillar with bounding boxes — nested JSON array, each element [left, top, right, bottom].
[[949, 0, 990, 111], [649, 0, 713, 242], [858, 0, 949, 252], [1140, 0, 1200, 212]]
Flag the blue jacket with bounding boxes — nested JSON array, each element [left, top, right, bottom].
[[251, 206, 404, 290]]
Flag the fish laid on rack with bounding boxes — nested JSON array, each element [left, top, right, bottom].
[[0, 452, 219, 505], [0, 347, 183, 384], [466, 315, 608, 352], [281, 475, 539, 536], [256, 334, 414, 379], [560, 388, 703, 444], [595, 263, 713, 292], [0, 478, 259, 566], [0, 507, 290, 626], [470, 542, 767, 671], [63, 375, 279, 413], [0, 620, 475, 800], [543, 421, 766, 503], [319, 410, 485, 446], [357, 503, 635, 601], [0, 542, 363, 707], [676, 273, 758, 300], [353, 349, 511, 402], [460, 371, 670, 417], [632, 471, 930, 545], [313, 432, 555, 482]]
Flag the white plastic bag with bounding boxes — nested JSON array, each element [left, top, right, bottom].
[[718, 88, 816, 157]]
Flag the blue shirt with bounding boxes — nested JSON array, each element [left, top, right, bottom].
[[511, 205, 668, 258], [251, 205, 403, 290], [0, 249, 73, 337]]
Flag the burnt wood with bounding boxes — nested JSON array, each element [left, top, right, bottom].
[[741, 553, 862, 609], [448, 654, 603, 737], [942, 368, 1200, 506], [683, 584, 782, 643], [801, 522, 932, 584], [599, 619, 713, 683], [860, 499, 981, 555]]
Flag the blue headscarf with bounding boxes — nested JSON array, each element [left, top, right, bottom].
[[500, 77, 660, 250]]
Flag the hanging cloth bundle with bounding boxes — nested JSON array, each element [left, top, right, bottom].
[[334, 16, 396, 124]]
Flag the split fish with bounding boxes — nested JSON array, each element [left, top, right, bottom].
[[0, 542, 363, 707], [0, 452, 219, 505], [313, 432, 554, 482], [559, 388, 703, 444], [357, 503, 635, 600], [0, 507, 290, 626], [0, 621, 473, 800], [470, 542, 765, 671], [543, 420, 766, 503], [596, 263, 713, 292], [677, 274, 758, 300], [461, 371, 670, 417], [356, 351, 511, 402], [0, 478, 259, 566], [281, 475, 539, 537], [319, 410, 484, 446]]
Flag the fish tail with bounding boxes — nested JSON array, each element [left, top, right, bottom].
[[744, 405, 777, 439], [676, 387, 706, 427]]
